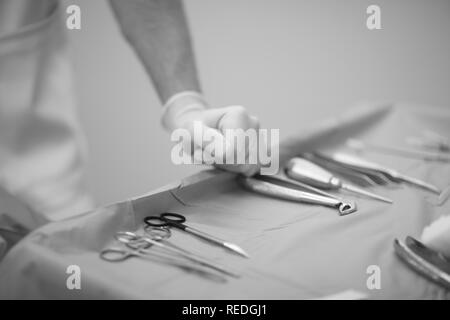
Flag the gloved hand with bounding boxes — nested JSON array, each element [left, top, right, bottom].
[[161, 91, 262, 176]]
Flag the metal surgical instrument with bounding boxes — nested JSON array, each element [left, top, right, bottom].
[[313, 152, 442, 195], [259, 174, 355, 202], [144, 213, 249, 258], [238, 175, 357, 216], [99, 246, 227, 280], [303, 153, 392, 186], [300, 154, 379, 187], [285, 158, 393, 203], [101, 231, 240, 278], [394, 236, 450, 289], [348, 139, 450, 162]]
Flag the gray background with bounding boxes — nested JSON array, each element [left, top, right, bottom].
[[64, 0, 450, 207]]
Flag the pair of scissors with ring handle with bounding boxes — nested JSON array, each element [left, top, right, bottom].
[[144, 213, 249, 258]]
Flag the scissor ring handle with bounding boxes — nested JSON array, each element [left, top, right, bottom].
[[100, 247, 132, 262], [144, 225, 172, 241], [115, 231, 140, 242], [161, 212, 186, 223], [144, 216, 169, 227], [114, 231, 150, 250]]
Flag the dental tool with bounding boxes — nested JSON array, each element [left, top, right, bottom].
[[348, 139, 450, 162], [238, 175, 357, 216], [285, 158, 393, 203], [315, 152, 442, 195]]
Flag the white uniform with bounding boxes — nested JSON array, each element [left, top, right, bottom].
[[0, 0, 93, 220]]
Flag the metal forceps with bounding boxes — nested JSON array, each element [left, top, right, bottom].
[[100, 236, 181, 265], [238, 175, 357, 216], [314, 152, 442, 194], [100, 231, 240, 278], [348, 139, 450, 162], [144, 213, 249, 258]]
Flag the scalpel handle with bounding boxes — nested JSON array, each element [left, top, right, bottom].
[[286, 158, 340, 189]]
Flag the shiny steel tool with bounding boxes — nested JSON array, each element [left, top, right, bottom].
[[285, 158, 393, 203], [260, 174, 356, 202], [101, 231, 240, 278], [313, 152, 442, 195], [301, 154, 379, 187], [238, 175, 357, 216], [144, 213, 249, 258], [347, 139, 450, 162], [394, 236, 450, 289], [304, 153, 392, 186]]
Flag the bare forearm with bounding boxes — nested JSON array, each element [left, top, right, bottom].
[[110, 0, 201, 103]]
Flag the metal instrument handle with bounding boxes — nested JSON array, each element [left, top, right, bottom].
[[286, 158, 341, 189], [327, 152, 386, 173], [239, 176, 356, 215]]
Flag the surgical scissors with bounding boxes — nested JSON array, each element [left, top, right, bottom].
[[144, 213, 249, 258], [100, 231, 240, 278]]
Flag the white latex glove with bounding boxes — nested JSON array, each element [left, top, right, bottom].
[[162, 91, 262, 176], [421, 215, 450, 258]]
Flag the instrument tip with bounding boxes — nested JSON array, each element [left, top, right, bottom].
[[338, 202, 357, 215], [224, 242, 249, 258], [371, 194, 394, 203]]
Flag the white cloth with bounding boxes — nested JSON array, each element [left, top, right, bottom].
[[0, 4, 93, 220]]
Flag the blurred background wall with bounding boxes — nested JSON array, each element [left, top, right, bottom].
[[62, 0, 450, 207]]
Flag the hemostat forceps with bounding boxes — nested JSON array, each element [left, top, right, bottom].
[[348, 139, 450, 162], [316, 152, 441, 195], [238, 175, 357, 216], [100, 231, 240, 278]]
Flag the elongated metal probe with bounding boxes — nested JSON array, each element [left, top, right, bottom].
[[392, 172, 441, 195], [286, 158, 393, 203], [305, 152, 392, 185], [347, 139, 450, 162], [317, 152, 442, 195], [340, 182, 392, 203]]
